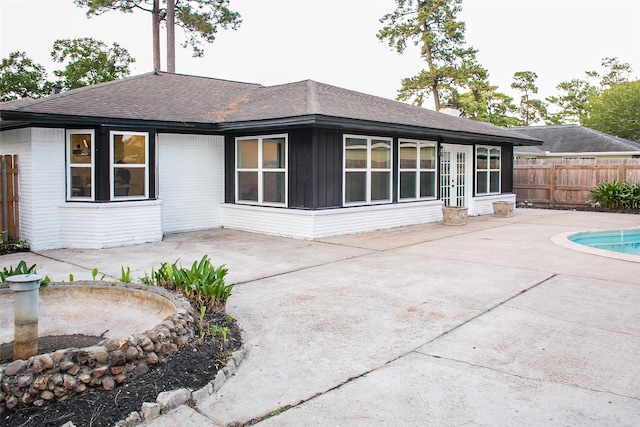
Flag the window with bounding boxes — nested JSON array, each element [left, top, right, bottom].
[[236, 134, 287, 205], [67, 130, 94, 200], [110, 131, 149, 200], [398, 139, 437, 200], [344, 135, 392, 205], [476, 146, 501, 195]]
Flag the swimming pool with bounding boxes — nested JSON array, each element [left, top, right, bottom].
[[568, 229, 640, 256]]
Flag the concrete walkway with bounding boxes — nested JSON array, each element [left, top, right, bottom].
[[2, 209, 639, 426]]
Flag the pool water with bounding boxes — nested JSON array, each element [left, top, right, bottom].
[[569, 229, 640, 256]]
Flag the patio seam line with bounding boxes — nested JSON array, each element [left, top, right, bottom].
[[411, 353, 640, 402], [236, 273, 559, 425]]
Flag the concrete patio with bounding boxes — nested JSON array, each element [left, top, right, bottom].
[[1, 208, 639, 426]]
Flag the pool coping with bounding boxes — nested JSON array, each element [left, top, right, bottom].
[[550, 227, 640, 263]]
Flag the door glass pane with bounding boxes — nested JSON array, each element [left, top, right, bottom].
[[114, 134, 146, 164], [420, 171, 436, 198], [371, 171, 390, 201], [238, 171, 258, 201], [420, 146, 435, 169], [490, 171, 500, 193], [399, 142, 416, 169], [476, 147, 488, 170], [345, 171, 366, 203], [490, 148, 500, 169], [70, 167, 91, 197], [263, 137, 286, 168], [70, 133, 92, 164], [237, 139, 259, 168], [263, 171, 285, 203], [345, 138, 367, 168], [399, 171, 416, 199], [371, 139, 390, 169]]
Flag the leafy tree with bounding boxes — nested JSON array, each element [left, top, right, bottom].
[[449, 77, 519, 126], [547, 57, 634, 124], [75, 0, 242, 71], [511, 71, 548, 126], [0, 52, 51, 101], [51, 37, 135, 90], [582, 80, 640, 141], [377, 0, 485, 111]]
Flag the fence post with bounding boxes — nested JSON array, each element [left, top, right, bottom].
[[549, 163, 556, 206], [2, 156, 8, 244]]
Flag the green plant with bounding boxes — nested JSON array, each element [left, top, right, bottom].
[[0, 260, 36, 283], [199, 306, 207, 339], [69, 273, 74, 282], [142, 255, 234, 312], [588, 180, 640, 210], [0, 232, 30, 253], [208, 325, 230, 342], [91, 267, 106, 281], [120, 266, 131, 283]]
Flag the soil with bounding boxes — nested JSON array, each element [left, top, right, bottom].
[[0, 246, 30, 256], [2, 311, 242, 427]]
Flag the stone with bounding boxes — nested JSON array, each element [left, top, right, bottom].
[[52, 350, 66, 363], [59, 361, 75, 372], [17, 375, 33, 388], [33, 375, 49, 390], [60, 422, 77, 427], [72, 350, 90, 364], [54, 386, 67, 397], [104, 339, 120, 351], [111, 350, 126, 366], [33, 399, 44, 407], [145, 330, 158, 343], [114, 411, 141, 427], [157, 343, 171, 355], [146, 352, 159, 365], [95, 349, 110, 365], [102, 376, 115, 390], [41, 390, 55, 400], [156, 388, 190, 413], [135, 363, 149, 376], [21, 392, 35, 404], [39, 354, 54, 369], [5, 395, 18, 409], [115, 374, 127, 384], [50, 373, 63, 386], [75, 383, 86, 393], [4, 360, 26, 376], [125, 346, 139, 362], [110, 366, 124, 375], [67, 364, 80, 376], [141, 402, 161, 421], [63, 374, 77, 390], [31, 359, 44, 374], [93, 366, 109, 378], [161, 320, 175, 331], [78, 373, 92, 384], [127, 336, 138, 347], [231, 348, 245, 367]]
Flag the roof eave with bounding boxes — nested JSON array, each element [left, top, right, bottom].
[[218, 114, 543, 145]]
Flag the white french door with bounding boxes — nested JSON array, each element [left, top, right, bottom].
[[440, 144, 472, 207]]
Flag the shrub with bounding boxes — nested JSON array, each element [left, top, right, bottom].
[[0, 260, 50, 285], [143, 255, 234, 312], [588, 181, 640, 210]]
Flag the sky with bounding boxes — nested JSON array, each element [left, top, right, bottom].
[[1, 0, 639, 111]]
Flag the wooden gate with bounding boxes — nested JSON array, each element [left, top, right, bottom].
[[0, 155, 19, 242]]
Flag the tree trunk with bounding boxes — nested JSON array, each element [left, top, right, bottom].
[[167, 0, 176, 73], [152, 0, 161, 71]]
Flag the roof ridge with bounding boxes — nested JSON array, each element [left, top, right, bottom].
[[305, 80, 320, 114], [581, 125, 640, 149]]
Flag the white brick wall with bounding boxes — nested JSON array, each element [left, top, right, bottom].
[[220, 200, 444, 239], [158, 133, 224, 234]]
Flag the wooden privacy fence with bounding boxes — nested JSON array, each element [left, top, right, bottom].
[[0, 155, 19, 242], [514, 158, 640, 206]]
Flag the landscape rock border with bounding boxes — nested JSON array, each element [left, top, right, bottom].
[[0, 281, 195, 414]]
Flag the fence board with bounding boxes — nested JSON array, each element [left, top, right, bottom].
[[514, 158, 640, 206], [0, 155, 19, 241]]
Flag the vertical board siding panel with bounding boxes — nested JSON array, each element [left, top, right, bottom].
[[158, 134, 224, 233]]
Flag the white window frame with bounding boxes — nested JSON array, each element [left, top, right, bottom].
[[475, 145, 501, 195], [235, 134, 288, 207], [66, 129, 95, 201], [109, 130, 149, 201], [343, 134, 393, 206], [397, 138, 437, 201]]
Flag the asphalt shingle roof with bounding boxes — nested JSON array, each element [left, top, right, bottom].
[[511, 124, 640, 153], [1, 72, 540, 144]]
